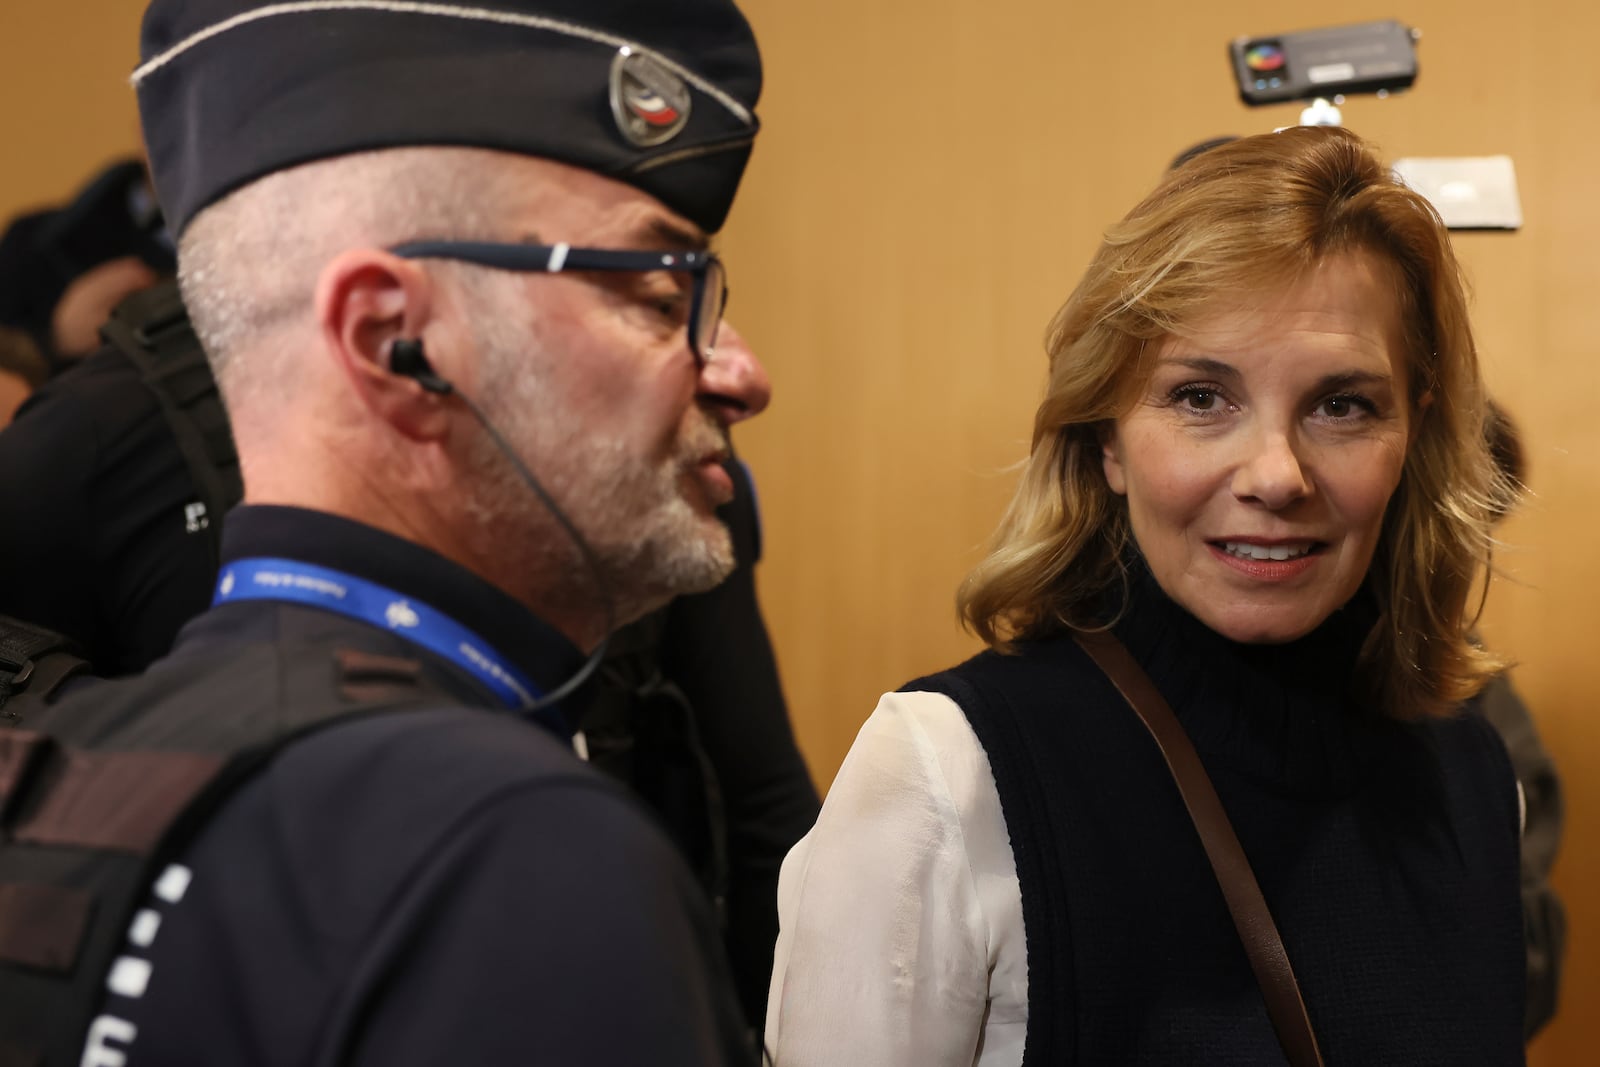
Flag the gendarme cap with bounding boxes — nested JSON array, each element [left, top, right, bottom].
[[134, 0, 763, 235]]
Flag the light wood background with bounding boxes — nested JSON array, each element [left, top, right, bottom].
[[4, 1, 1593, 1061]]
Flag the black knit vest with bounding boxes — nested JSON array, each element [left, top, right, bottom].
[[905, 577, 1525, 1065]]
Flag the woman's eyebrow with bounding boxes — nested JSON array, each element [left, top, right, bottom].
[[1313, 370, 1394, 393], [1155, 355, 1239, 381]]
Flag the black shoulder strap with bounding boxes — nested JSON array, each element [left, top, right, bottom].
[[0, 615, 90, 724], [0, 648, 452, 1067], [98, 281, 242, 566]]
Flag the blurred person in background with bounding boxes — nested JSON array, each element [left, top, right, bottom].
[[0, 326, 48, 426], [0, 159, 170, 373], [1475, 398, 1566, 1039]]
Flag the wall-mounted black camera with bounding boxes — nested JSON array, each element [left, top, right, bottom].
[[1229, 19, 1419, 107]]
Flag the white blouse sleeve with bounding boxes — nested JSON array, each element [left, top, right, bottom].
[[765, 690, 1025, 1067]]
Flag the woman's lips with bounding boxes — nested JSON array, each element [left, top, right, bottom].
[[1217, 540, 1319, 561], [1207, 539, 1326, 580]]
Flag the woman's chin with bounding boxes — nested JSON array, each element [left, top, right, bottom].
[[1189, 605, 1326, 646]]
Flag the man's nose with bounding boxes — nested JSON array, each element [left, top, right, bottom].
[[698, 320, 771, 424], [1230, 427, 1312, 509]]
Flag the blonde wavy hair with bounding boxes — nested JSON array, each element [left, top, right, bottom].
[[958, 126, 1507, 719]]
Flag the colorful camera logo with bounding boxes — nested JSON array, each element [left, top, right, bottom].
[[1245, 42, 1286, 73]]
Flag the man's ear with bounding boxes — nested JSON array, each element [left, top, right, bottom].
[[314, 249, 448, 440], [1098, 421, 1128, 495]]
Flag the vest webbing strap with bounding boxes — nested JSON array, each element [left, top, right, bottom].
[[98, 280, 243, 567], [0, 622, 66, 673], [0, 1040, 42, 1067], [0, 730, 54, 813], [0, 648, 459, 1067], [0, 732, 223, 978], [0, 617, 84, 720], [10, 749, 225, 853], [1073, 628, 1327, 1067], [0, 885, 93, 973]]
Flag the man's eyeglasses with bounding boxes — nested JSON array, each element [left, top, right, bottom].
[[389, 240, 727, 364]]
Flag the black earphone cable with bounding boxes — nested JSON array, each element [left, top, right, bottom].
[[399, 342, 773, 1065], [456, 388, 614, 714], [460, 388, 614, 713], [395, 341, 613, 715]]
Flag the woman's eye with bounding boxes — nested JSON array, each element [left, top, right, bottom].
[[1315, 394, 1372, 419], [1170, 385, 1223, 412]]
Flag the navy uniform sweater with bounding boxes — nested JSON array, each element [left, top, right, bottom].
[[50, 506, 753, 1067]]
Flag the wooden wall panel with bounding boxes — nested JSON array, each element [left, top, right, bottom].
[[0, 2, 144, 215], [3, 1, 1595, 1060]]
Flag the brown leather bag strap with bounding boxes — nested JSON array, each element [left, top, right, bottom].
[[1073, 628, 1326, 1067]]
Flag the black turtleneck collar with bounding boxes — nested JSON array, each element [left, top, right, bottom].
[[1103, 558, 1389, 798], [218, 505, 592, 722]]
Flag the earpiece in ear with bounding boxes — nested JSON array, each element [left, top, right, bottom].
[[390, 338, 453, 395]]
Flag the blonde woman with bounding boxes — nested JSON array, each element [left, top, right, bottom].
[[766, 127, 1523, 1066]]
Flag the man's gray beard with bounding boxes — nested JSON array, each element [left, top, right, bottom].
[[459, 292, 735, 629]]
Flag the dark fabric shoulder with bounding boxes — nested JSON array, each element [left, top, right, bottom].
[[1467, 673, 1566, 1037], [263, 705, 619, 891], [110, 709, 753, 1066], [581, 458, 810, 1031], [1419, 702, 1523, 839], [0, 344, 212, 674], [0, 357, 111, 638], [899, 635, 1105, 713], [6, 346, 161, 453], [657, 487, 816, 1027], [722, 458, 761, 566]]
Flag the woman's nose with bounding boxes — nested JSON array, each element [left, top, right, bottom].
[[1231, 429, 1312, 509]]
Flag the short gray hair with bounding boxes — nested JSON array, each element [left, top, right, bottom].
[[177, 147, 521, 407]]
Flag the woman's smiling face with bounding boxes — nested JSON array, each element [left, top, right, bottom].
[[1101, 251, 1418, 644]]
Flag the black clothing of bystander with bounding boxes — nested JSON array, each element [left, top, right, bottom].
[[0, 345, 214, 675], [63, 505, 752, 1066], [1474, 674, 1567, 1038], [590, 460, 819, 1026]]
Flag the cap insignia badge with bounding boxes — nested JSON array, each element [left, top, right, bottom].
[[610, 47, 692, 148]]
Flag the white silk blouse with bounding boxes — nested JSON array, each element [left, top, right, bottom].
[[764, 690, 1027, 1067]]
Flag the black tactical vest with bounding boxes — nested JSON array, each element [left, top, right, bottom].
[[0, 640, 454, 1067]]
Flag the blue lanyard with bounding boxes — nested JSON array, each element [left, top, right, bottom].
[[214, 557, 543, 711]]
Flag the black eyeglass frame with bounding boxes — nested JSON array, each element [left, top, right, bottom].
[[389, 239, 727, 363]]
